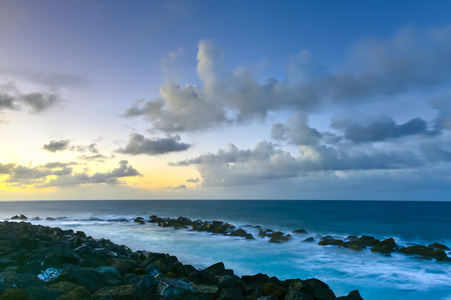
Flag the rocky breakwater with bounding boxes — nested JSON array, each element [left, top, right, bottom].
[[318, 235, 450, 261], [0, 221, 363, 300]]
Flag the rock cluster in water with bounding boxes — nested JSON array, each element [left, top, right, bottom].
[[0, 220, 363, 300]]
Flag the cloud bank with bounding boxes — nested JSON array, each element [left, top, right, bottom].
[[116, 133, 191, 155]]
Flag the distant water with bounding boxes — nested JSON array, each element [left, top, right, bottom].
[[0, 200, 450, 300]]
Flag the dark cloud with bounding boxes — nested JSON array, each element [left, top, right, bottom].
[[186, 177, 200, 183], [271, 113, 322, 146], [116, 133, 190, 155], [44, 162, 77, 169], [0, 93, 16, 110], [21, 91, 61, 113], [42, 140, 71, 152], [331, 117, 435, 143], [171, 141, 420, 187], [167, 184, 186, 190], [125, 26, 451, 133], [71, 143, 99, 153]]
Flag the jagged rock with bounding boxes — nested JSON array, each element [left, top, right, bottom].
[[57, 286, 92, 300], [241, 273, 270, 285], [285, 289, 314, 300], [318, 238, 349, 248], [218, 276, 246, 293], [55, 266, 109, 292], [94, 285, 144, 299], [427, 242, 450, 250], [0, 288, 31, 300], [188, 270, 219, 285], [261, 281, 287, 298], [371, 238, 398, 254], [336, 289, 364, 300], [290, 279, 336, 300], [303, 237, 315, 242], [11, 215, 28, 220], [358, 236, 380, 247], [216, 287, 244, 300], [292, 229, 307, 234], [156, 277, 193, 298]]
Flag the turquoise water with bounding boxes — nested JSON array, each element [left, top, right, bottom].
[[0, 200, 450, 299]]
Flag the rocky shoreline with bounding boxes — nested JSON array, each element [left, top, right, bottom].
[[0, 220, 363, 300]]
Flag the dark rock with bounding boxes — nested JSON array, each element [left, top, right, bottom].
[[156, 277, 193, 298], [216, 287, 244, 300], [346, 236, 359, 241], [241, 273, 270, 285], [347, 241, 367, 251], [399, 245, 431, 256], [290, 279, 336, 300], [257, 296, 280, 300], [230, 229, 249, 237], [204, 262, 234, 277], [428, 242, 450, 250], [292, 229, 307, 234], [134, 217, 145, 224], [0, 288, 31, 300], [303, 237, 315, 243], [11, 215, 28, 220], [431, 249, 451, 261], [261, 281, 286, 298], [218, 276, 246, 293], [94, 285, 144, 299], [318, 238, 349, 248], [371, 238, 398, 254], [358, 236, 380, 247], [57, 286, 92, 300], [285, 289, 313, 300], [128, 275, 158, 294], [336, 289, 364, 300], [55, 266, 109, 292], [188, 270, 219, 285]]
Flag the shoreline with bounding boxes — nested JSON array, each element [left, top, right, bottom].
[[0, 220, 363, 300]]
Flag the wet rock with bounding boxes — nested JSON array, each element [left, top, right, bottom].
[[303, 237, 315, 242], [336, 289, 364, 300], [216, 287, 244, 300], [10, 215, 28, 220], [188, 270, 219, 285], [428, 242, 450, 250], [290, 279, 336, 300], [0, 288, 31, 300], [204, 262, 234, 277], [318, 238, 349, 248], [285, 289, 313, 300], [94, 285, 144, 299], [358, 236, 380, 247], [156, 277, 193, 298], [371, 238, 398, 254], [292, 229, 307, 234], [57, 286, 92, 300], [218, 276, 246, 293], [241, 273, 271, 285], [261, 281, 287, 298], [55, 266, 109, 292]]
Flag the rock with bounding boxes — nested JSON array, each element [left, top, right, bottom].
[[371, 238, 398, 254], [290, 279, 336, 300], [191, 283, 219, 297], [10, 215, 28, 220], [188, 270, 219, 285], [358, 236, 380, 247], [431, 249, 451, 261], [347, 241, 367, 251], [230, 229, 249, 237], [285, 289, 314, 300], [261, 282, 287, 298], [218, 276, 246, 293], [204, 262, 234, 277], [56, 266, 109, 292], [94, 285, 144, 300], [156, 277, 193, 298], [257, 296, 280, 300], [241, 273, 270, 285], [336, 289, 364, 300], [57, 286, 92, 300], [128, 275, 158, 294], [292, 229, 307, 234], [216, 287, 244, 300], [318, 238, 349, 248], [96, 266, 122, 280], [134, 217, 145, 224], [428, 242, 450, 250], [303, 237, 315, 242], [0, 288, 31, 300]]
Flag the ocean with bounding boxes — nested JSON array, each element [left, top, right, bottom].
[[0, 200, 450, 300]]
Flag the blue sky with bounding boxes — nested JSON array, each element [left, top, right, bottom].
[[1, 0, 451, 200]]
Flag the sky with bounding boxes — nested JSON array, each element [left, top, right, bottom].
[[1, 0, 451, 201]]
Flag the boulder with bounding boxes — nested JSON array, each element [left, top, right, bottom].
[[292, 229, 308, 234], [303, 237, 315, 243], [57, 286, 92, 300], [94, 285, 144, 300], [261, 282, 287, 298], [285, 289, 313, 300], [318, 238, 349, 248], [11, 215, 28, 220], [358, 236, 380, 247], [156, 277, 193, 298], [290, 279, 336, 300], [428, 242, 450, 250], [216, 287, 244, 300], [336, 289, 364, 300], [371, 238, 398, 254], [0, 288, 31, 300], [55, 266, 109, 292]]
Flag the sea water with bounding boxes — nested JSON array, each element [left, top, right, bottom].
[[0, 200, 450, 300]]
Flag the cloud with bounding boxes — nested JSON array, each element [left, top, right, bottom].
[[170, 141, 422, 187], [42, 140, 71, 152], [77, 154, 109, 162], [116, 133, 191, 155], [331, 116, 436, 143], [186, 177, 200, 183], [271, 113, 322, 146], [0, 82, 62, 113], [167, 184, 186, 190], [125, 25, 451, 134], [71, 143, 99, 153], [0, 160, 141, 188]]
